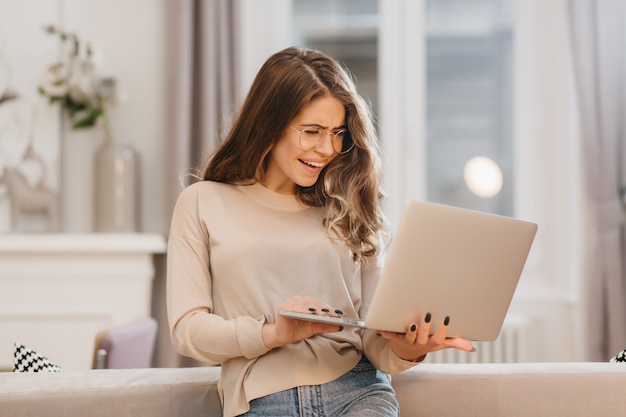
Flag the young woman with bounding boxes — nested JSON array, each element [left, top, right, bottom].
[[167, 46, 473, 417]]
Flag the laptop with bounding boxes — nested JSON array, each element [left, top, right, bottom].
[[280, 199, 538, 341]]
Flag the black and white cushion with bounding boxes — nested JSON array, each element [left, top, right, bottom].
[[609, 349, 626, 363], [13, 342, 63, 372]]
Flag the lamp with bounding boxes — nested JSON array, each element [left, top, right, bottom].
[[463, 156, 503, 198]]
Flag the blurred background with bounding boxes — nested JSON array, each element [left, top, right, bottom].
[[0, 0, 624, 369]]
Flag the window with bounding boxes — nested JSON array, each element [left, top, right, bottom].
[[293, 0, 513, 216], [426, 0, 513, 215], [292, 0, 379, 113]]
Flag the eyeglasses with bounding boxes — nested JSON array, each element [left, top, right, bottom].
[[290, 125, 355, 154]]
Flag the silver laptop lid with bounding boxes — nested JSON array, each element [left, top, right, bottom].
[[364, 200, 537, 341]]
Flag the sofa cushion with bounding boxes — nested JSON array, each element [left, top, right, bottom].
[[393, 363, 626, 417], [1, 367, 222, 417]]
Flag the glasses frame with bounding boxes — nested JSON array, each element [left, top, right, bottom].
[[289, 125, 355, 155]]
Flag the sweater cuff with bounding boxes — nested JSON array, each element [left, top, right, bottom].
[[237, 315, 272, 359]]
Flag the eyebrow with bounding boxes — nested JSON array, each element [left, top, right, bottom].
[[299, 123, 348, 130]]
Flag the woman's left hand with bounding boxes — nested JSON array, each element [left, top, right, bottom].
[[376, 314, 475, 362]]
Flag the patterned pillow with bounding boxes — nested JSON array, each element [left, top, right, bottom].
[[13, 342, 63, 372], [609, 349, 626, 363]]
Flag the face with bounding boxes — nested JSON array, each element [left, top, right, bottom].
[[263, 95, 346, 194]]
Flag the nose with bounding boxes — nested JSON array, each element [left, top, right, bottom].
[[317, 132, 337, 155]]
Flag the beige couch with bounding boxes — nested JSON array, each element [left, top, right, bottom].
[[1, 362, 625, 416]]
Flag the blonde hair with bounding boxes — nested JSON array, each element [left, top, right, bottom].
[[203, 46, 386, 260]]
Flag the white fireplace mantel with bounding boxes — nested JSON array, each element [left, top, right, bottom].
[[0, 233, 166, 371]]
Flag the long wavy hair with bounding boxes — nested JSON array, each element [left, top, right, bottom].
[[203, 46, 386, 261]]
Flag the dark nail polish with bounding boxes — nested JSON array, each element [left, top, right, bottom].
[[424, 313, 431, 323], [308, 307, 317, 312], [338, 326, 344, 332], [376, 332, 382, 337], [410, 324, 417, 332], [335, 309, 344, 316], [471, 346, 476, 353], [321, 308, 330, 313], [444, 316, 450, 326]]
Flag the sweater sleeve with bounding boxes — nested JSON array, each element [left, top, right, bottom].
[[166, 184, 271, 365]]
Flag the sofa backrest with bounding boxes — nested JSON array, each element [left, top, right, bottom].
[[1, 362, 625, 417]]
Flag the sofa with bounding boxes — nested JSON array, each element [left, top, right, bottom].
[[1, 362, 625, 417]]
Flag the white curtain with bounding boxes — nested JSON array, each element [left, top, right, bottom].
[[568, 0, 626, 361]]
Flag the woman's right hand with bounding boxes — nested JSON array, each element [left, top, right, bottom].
[[262, 295, 343, 349]]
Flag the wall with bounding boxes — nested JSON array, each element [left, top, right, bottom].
[[0, 0, 168, 233]]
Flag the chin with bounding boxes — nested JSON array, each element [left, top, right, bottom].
[[295, 178, 320, 189]]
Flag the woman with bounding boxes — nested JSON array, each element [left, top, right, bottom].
[[167, 46, 473, 417]]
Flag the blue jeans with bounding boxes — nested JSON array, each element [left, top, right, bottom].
[[242, 356, 399, 417]]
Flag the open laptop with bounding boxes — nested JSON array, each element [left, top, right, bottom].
[[280, 200, 538, 341]]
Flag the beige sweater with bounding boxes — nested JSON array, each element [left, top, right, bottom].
[[167, 181, 416, 417]]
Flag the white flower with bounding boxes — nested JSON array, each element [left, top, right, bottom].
[[38, 25, 117, 138], [40, 63, 70, 97]]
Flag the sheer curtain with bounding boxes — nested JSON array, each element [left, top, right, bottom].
[[156, 0, 241, 367], [163, 0, 240, 221], [568, 0, 626, 361], [155, 0, 291, 368]]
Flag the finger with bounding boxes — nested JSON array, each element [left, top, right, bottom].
[[310, 322, 343, 334], [405, 323, 418, 344], [284, 296, 337, 316], [318, 303, 344, 317], [308, 305, 343, 317], [303, 302, 328, 314], [318, 307, 343, 317], [431, 315, 450, 345], [416, 312, 432, 345], [306, 305, 327, 315], [377, 330, 403, 342], [444, 337, 475, 352], [299, 299, 342, 317]]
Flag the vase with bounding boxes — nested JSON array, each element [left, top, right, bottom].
[[61, 125, 100, 233], [94, 141, 138, 232]]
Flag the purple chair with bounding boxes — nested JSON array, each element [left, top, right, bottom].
[[93, 317, 158, 369]]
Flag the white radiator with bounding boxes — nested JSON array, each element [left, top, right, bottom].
[[426, 315, 530, 363]]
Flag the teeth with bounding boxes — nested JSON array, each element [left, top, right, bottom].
[[301, 160, 324, 168]]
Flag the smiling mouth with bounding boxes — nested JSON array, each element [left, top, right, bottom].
[[299, 159, 324, 168]]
